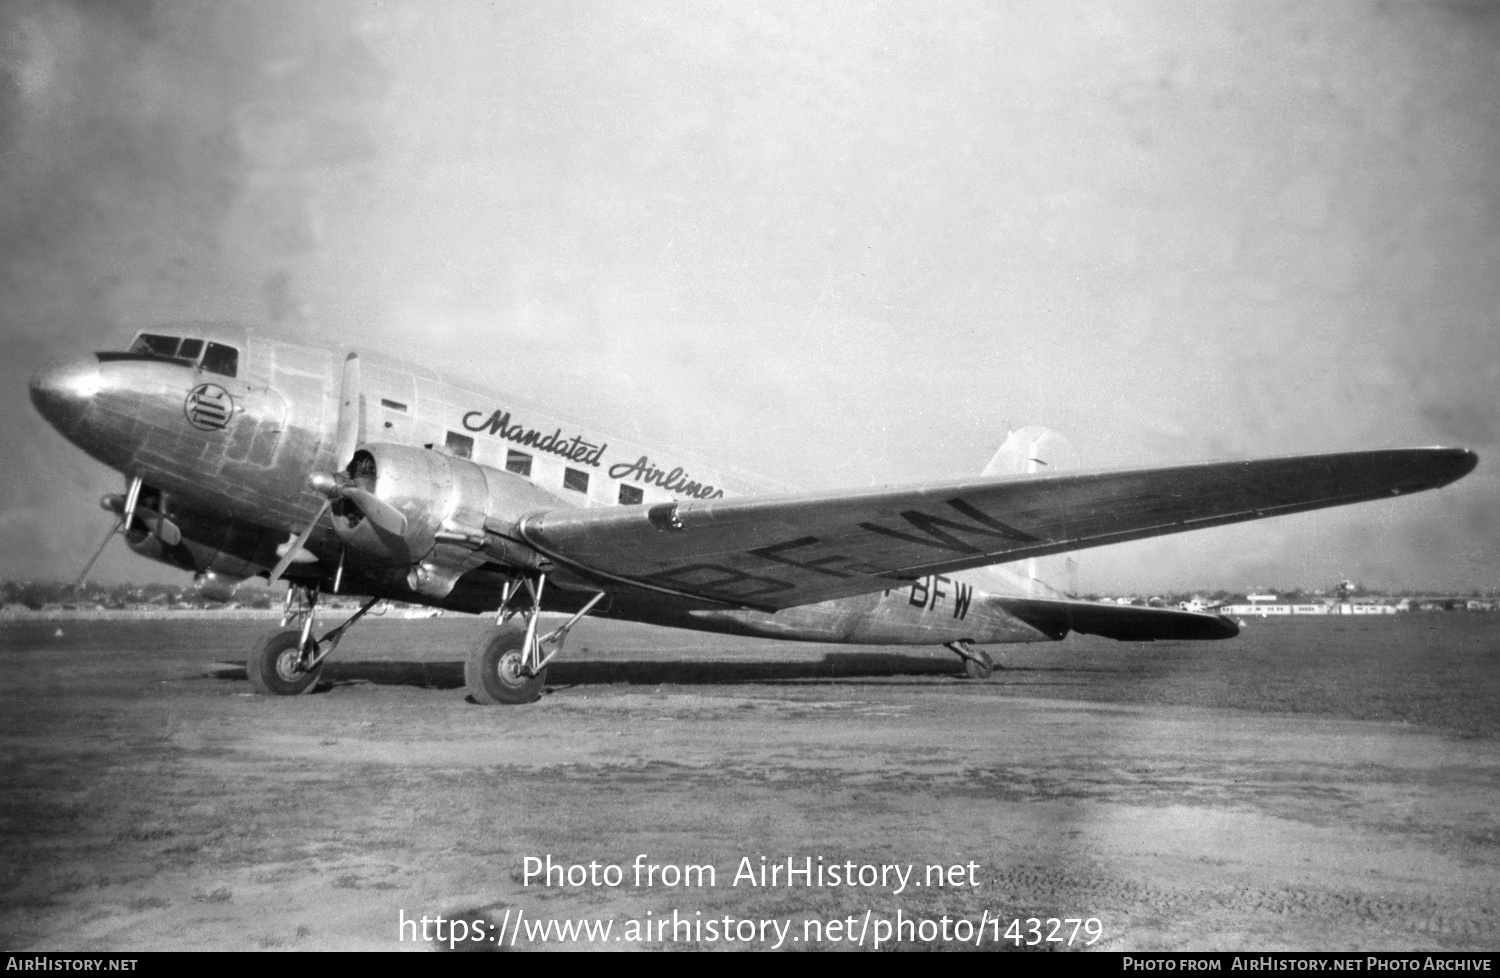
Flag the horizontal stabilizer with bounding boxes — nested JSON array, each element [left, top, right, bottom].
[[995, 596, 1240, 642]]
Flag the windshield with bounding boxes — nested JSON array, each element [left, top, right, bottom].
[[127, 333, 238, 377], [130, 334, 185, 358]]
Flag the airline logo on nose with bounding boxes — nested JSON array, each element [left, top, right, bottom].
[[184, 383, 234, 431]]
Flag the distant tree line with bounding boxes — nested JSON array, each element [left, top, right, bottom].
[[0, 580, 277, 610]]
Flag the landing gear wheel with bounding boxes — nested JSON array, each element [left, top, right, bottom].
[[248, 628, 324, 696], [964, 648, 995, 681], [466, 621, 547, 705]]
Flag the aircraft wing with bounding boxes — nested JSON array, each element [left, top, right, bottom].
[[516, 448, 1476, 612]]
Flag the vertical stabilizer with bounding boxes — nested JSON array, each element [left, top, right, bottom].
[[981, 427, 1079, 597], [982, 426, 1078, 477]]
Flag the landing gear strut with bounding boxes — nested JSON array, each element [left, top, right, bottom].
[[465, 573, 605, 705], [246, 585, 381, 696], [946, 640, 998, 681]]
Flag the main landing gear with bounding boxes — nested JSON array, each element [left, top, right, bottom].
[[246, 585, 381, 696], [465, 573, 605, 705], [946, 640, 999, 681]]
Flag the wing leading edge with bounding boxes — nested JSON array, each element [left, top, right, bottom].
[[517, 447, 1477, 612]]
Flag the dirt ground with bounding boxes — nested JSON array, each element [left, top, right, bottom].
[[1, 614, 1497, 951]]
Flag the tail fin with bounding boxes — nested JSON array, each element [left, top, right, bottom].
[[981, 427, 1079, 597], [982, 425, 1078, 477]]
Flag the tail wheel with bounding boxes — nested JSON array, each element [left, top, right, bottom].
[[248, 628, 324, 696], [466, 621, 547, 705]]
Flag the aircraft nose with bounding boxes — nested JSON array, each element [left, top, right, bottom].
[[29, 355, 102, 433]]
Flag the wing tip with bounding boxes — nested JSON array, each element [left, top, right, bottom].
[[1446, 447, 1479, 479], [1410, 447, 1479, 490]]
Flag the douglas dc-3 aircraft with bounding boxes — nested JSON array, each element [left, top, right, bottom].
[[29, 323, 1478, 704]]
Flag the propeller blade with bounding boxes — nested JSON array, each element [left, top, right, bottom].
[[120, 475, 143, 533], [73, 518, 123, 591], [268, 499, 330, 585], [339, 485, 408, 537], [335, 352, 361, 468]]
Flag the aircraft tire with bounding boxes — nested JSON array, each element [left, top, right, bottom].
[[247, 628, 324, 696], [466, 622, 547, 705], [964, 648, 995, 681]]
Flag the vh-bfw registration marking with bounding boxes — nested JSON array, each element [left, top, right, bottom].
[[897, 575, 975, 621], [646, 497, 1036, 604]]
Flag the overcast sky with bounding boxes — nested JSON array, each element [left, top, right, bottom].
[[2, 0, 1496, 593]]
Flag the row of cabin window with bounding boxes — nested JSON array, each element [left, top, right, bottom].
[[442, 430, 644, 505]]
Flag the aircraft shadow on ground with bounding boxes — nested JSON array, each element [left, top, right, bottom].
[[207, 652, 1091, 690]]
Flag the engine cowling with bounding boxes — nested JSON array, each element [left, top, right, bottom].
[[114, 489, 273, 583], [329, 443, 560, 596]]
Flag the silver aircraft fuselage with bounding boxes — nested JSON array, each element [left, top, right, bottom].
[[30, 325, 1060, 646]]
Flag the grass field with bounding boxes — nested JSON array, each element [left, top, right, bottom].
[[6, 611, 1491, 734]]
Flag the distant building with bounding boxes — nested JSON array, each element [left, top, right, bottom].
[[1221, 600, 1399, 616], [1225, 603, 1292, 616], [1341, 603, 1398, 615]]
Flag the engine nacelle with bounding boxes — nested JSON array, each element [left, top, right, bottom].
[[123, 525, 195, 572], [330, 443, 559, 596], [192, 570, 245, 603], [115, 488, 275, 581]]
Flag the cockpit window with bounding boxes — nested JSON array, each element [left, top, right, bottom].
[[201, 342, 238, 378], [127, 333, 239, 377], [131, 334, 183, 358]]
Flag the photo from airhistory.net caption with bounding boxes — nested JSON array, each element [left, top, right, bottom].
[[3, 953, 1497, 966]]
